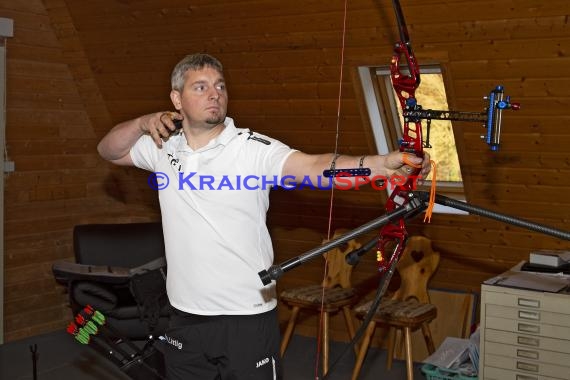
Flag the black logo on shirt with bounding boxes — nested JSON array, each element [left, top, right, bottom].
[[240, 131, 271, 145], [167, 153, 182, 172]]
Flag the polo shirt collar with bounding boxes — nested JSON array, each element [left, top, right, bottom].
[[176, 117, 238, 153]]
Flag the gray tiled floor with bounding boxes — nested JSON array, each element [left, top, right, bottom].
[[282, 334, 424, 379], [0, 330, 425, 379]]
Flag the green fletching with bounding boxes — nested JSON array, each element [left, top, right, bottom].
[[75, 334, 89, 344], [93, 310, 105, 324], [85, 321, 98, 334]]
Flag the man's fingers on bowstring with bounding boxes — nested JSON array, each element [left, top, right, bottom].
[[149, 111, 182, 147], [144, 112, 172, 148], [158, 111, 183, 136]]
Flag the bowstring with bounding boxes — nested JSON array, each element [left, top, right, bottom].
[[315, 0, 349, 378]]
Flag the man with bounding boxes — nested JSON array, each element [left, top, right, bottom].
[[97, 53, 430, 380]]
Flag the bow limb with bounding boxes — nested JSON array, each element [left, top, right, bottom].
[[378, 0, 424, 272]]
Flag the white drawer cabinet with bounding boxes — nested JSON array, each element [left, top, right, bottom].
[[480, 283, 570, 380]]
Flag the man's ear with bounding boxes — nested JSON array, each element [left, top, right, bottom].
[[170, 90, 182, 110]]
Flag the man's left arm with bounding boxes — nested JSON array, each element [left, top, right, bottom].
[[281, 151, 431, 188]]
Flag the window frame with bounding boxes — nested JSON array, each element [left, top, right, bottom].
[[358, 65, 467, 215], [0, 17, 13, 344]]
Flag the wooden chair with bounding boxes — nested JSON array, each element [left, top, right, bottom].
[[351, 236, 440, 380], [279, 229, 362, 375]]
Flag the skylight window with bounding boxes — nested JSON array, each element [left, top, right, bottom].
[[359, 65, 467, 213]]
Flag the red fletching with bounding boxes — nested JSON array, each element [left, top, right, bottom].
[[75, 314, 86, 326], [66, 322, 78, 335]]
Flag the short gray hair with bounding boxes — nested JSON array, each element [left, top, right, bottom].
[[171, 53, 224, 91]]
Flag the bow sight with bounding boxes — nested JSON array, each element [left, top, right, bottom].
[[401, 85, 520, 152], [390, 0, 519, 153]]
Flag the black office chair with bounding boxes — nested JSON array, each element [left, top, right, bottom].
[[54, 222, 171, 340]]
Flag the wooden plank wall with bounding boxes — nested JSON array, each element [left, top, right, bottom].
[[1, 0, 569, 343], [1, 0, 161, 341]]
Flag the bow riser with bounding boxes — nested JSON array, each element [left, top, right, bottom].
[[377, 23, 424, 272]]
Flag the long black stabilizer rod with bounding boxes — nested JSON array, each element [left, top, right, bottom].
[[413, 191, 570, 241], [259, 190, 570, 286], [258, 196, 426, 285]]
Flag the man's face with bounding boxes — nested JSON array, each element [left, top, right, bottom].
[[172, 66, 228, 127]]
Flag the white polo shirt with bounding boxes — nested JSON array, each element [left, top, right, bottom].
[[130, 117, 296, 315]]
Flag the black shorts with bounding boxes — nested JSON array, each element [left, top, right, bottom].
[[162, 308, 282, 380]]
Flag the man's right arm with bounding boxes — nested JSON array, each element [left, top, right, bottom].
[[97, 111, 182, 166]]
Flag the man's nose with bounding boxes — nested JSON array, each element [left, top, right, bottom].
[[209, 88, 220, 100]]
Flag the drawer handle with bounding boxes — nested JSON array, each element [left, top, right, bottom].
[[518, 323, 540, 334], [517, 361, 539, 372], [518, 298, 540, 308], [518, 310, 540, 321], [516, 375, 538, 380], [517, 336, 539, 347], [517, 349, 539, 360]]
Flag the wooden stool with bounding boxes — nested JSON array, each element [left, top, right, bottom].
[[351, 298, 437, 380], [351, 236, 439, 380], [279, 230, 361, 375]]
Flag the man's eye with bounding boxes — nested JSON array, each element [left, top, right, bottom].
[[216, 84, 226, 91], [194, 85, 206, 91]]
